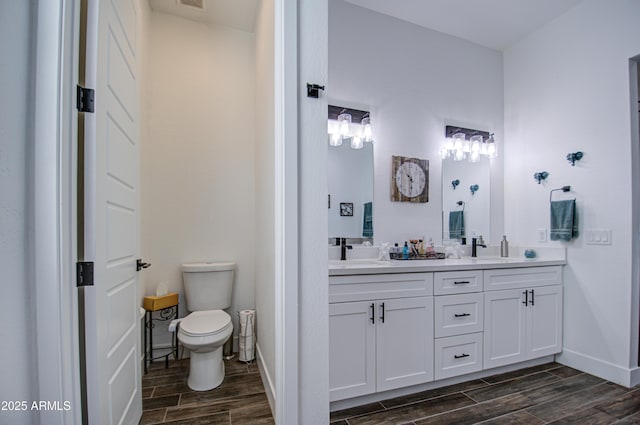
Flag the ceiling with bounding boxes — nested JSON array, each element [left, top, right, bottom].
[[149, 0, 259, 32], [149, 0, 584, 50], [342, 0, 584, 50]]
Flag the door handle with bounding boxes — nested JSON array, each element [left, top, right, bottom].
[[454, 313, 471, 318], [522, 290, 528, 306], [529, 289, 535, 306], [137, 259, 151, 272], [370, 303, 375, 324], [380, 302, 385, 323]]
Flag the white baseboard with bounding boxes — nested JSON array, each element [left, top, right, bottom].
[[256, 342, 276, 417], [556, 348, 637, 387]]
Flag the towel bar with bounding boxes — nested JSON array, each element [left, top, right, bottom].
[[549, 186, 573, 203]]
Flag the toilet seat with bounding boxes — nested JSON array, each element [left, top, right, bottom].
[[179, 310, 232, 337]]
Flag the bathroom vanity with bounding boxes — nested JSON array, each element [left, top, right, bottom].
[[328, 253, 565, 408]]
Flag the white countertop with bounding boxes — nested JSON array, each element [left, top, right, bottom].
[[329, 247, 566, 276]]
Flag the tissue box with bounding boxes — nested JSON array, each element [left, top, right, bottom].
[[143, 293, 179, 311]]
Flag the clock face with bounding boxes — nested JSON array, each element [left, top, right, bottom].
[[395, 161, 426, 198]]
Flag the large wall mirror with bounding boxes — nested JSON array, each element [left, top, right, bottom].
[[328, 141, 374, 240], [327, 104, 374, 240], [442, 156, 491, 243]]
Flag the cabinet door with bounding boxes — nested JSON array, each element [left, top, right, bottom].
[[526, 285, 563, 359], [329, 301, 376, 401], [376, 297, 434, 392], [484, 289, 526, 369]]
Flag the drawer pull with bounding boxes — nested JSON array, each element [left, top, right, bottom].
[[454, 313, 471, 318], [454, 281, 470, 285], [454, 353, 470, 359]]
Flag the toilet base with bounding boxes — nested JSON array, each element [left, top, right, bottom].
[[187, 346, 225, 391]]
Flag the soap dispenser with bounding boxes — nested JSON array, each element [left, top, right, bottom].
[[402, 242, 409, 259], [500, 235, 509, 257]]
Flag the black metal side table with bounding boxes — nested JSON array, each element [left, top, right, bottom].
[[143, 301, 179, 374]]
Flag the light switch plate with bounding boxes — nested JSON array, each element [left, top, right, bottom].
[[537, 228, 547, 243], [586, 229, 612, 245]]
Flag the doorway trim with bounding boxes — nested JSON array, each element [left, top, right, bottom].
[[275, 0, 300, 423], [32, 0, 82, 423], [630, 55, 640, 382]]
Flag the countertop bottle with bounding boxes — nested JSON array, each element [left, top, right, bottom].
[[402, 242, 409, 259], [500, 235, 509, 257]]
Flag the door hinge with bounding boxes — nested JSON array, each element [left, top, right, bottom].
[[76, 85, 95, 113], [76, 261, 94, 287]]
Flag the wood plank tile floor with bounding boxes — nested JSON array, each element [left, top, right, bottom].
[[141, 358, 274, 425], [331, 363, 640, 425]]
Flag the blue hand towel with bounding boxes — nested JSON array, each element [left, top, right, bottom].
[[550, 200, 578, 241], [362, 202, 373, 237], [449, 210, 465, 240]]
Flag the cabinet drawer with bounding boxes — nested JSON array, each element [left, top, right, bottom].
[[484, 266, 562, 291], [435, 333, 483, 380], [434, 270, 483, 295], [329, 273, 433, 303], [434, 293, 484, 337]]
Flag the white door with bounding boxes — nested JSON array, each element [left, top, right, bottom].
[[83, 0, 142, 423], [526, 285, 563, 359], [484, 289, 526, 369], [329, 301, 376, 401], [376, 297, 434, 392]]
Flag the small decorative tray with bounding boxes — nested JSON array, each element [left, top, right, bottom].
[[390, 252, 446, 260]]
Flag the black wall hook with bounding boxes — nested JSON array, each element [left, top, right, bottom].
[[566, 151, 583, 166], [534, 171, 549, 184], [307, 83, 325, 98]]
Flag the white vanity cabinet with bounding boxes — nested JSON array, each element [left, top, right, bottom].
[[329, 273, 434, 401], [433, 271, 484, 380], [329, 261, 564, 406], [483, 267, 563, 369]]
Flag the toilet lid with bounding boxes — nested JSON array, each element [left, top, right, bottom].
[[180, 310, 232, 337]]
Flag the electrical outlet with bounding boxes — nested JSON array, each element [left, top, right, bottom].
[[537, 228, 547, 242]]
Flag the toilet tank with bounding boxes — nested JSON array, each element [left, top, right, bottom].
[[181, 262, 235, 312]]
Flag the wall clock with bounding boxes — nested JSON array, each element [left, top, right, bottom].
[[391, 155, 429, 203]]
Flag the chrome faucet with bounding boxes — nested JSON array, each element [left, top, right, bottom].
[[340, 238, 353, 261], [471, 236, 487, 258]]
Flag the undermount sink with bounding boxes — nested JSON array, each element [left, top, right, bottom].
[[329, 259, 392, 267], [471, 256, 521, 263]]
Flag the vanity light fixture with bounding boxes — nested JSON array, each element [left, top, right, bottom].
[[328, 105, 374, 149], [442, 126, 496, 162]]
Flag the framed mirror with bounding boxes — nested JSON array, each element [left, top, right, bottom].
[[442, 156, 490, 243], [328, 141, 374, 240]]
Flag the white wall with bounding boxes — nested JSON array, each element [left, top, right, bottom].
[[504, 0, 640, 385], [0, 2, 36, 424], [254, 0, 277, 407], [328, 0, 504, 246], [141, 11, 256, 346]]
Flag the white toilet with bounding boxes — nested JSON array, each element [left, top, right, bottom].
[[178, 261, 235, 391]]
